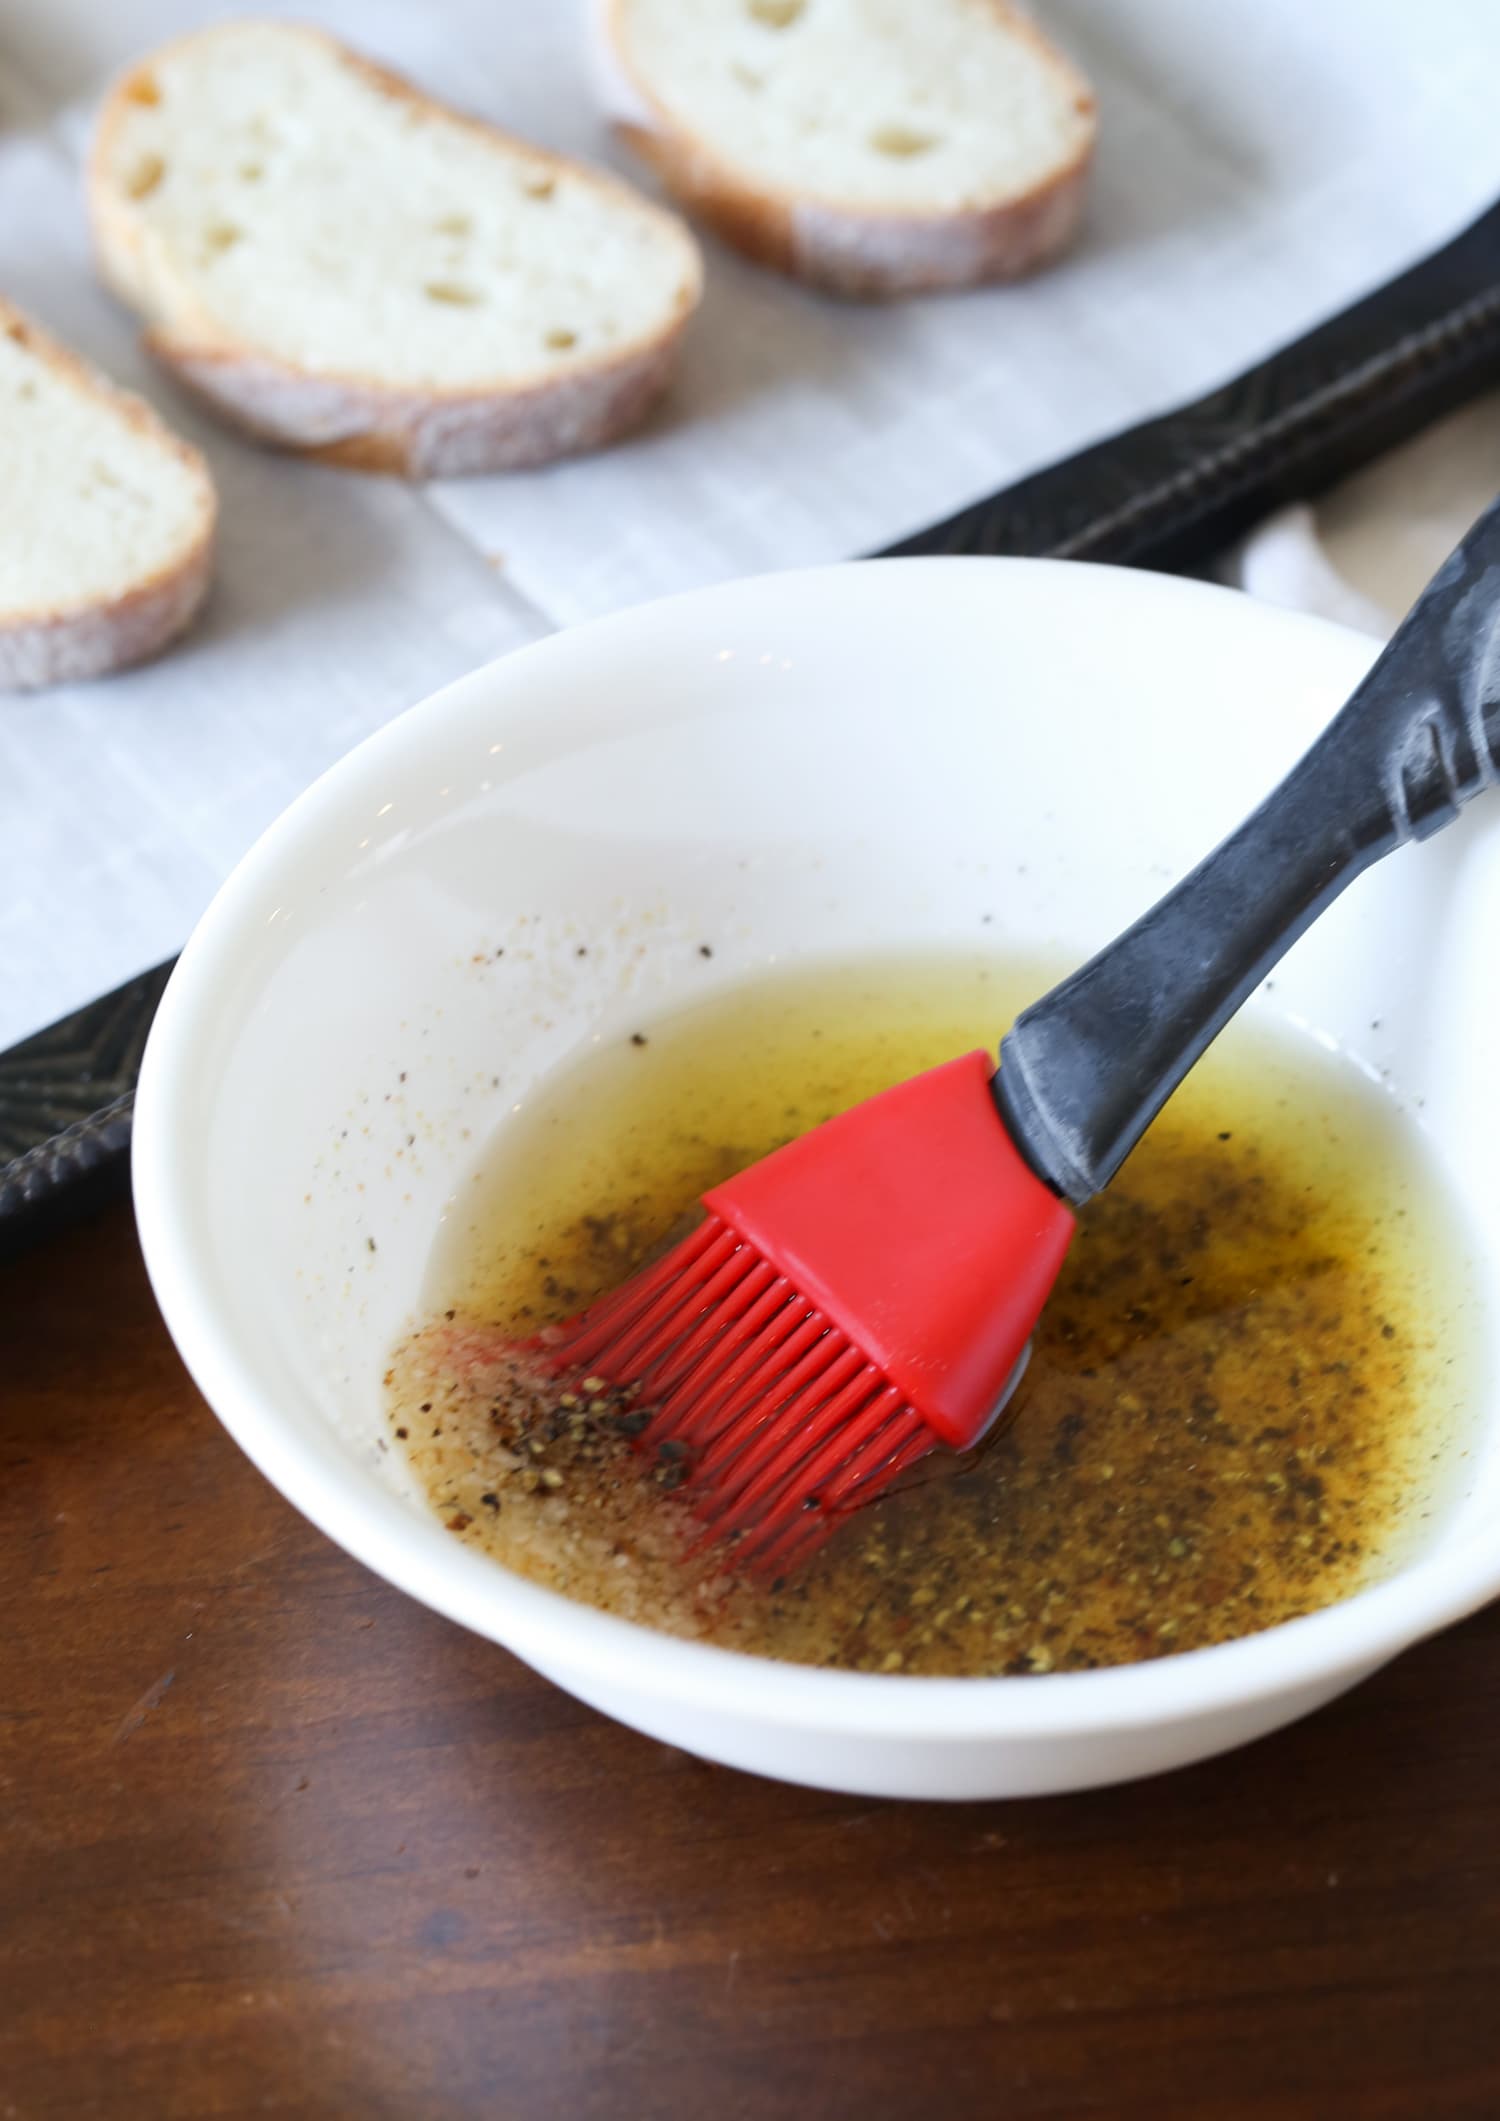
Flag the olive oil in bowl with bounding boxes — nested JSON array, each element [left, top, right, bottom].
[[386, 954, 1478, 1675]]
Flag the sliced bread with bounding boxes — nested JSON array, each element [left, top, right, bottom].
[[595, 0, 1096, 298], [87, 22, 704, 476], [0, 300, 215, 691]]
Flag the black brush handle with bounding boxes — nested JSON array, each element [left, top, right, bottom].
[[995, 495, 1500, 1207]]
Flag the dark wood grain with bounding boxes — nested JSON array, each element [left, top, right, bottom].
[[3, 1205, 1498, 2120]]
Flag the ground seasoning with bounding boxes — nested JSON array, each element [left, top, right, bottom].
[[385, 955, 1474, 1676]]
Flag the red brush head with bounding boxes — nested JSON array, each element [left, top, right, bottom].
[[534, 1051, 1075, 1570]]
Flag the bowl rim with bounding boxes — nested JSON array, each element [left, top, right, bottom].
[[133, 556, 1500, 1743]]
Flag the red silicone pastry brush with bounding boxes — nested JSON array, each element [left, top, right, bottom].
[[532, 500, 1500, 1574], [533, 1049, 1072, 1574]]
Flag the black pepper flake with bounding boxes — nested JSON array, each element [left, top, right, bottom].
[[367, 1236, 378, 1253], [480, 1491, 501, 1510], [631, 1032, 648, 1046], [699, 944, 713, 958], [395, 1426, 409, 1440]]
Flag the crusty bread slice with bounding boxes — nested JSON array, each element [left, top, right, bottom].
[[87, 21, 704, 476], [0, 300, 215, 691], [595, 0, 1096, 298]]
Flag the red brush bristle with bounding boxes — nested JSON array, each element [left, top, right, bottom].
[[521, 1049, 1077, 1577], [531, 1213, 940, 1571]]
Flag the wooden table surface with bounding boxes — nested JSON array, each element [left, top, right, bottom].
[[4, 1202, 1499, 2121]]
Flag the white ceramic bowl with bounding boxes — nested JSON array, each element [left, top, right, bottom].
[[133, 559, 1500, 1801]]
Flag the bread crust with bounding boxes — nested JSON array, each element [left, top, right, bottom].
[[603, 0, 1095, 299], [88, 26, 703, 474], [147, 315, 693, 477], [0, 302, 216, 691]]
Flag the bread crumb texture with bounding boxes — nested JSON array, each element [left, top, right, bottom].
[[94, 21, 702, 393], [612, 0, 1095, 214], [0, 303, 213, 684]]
